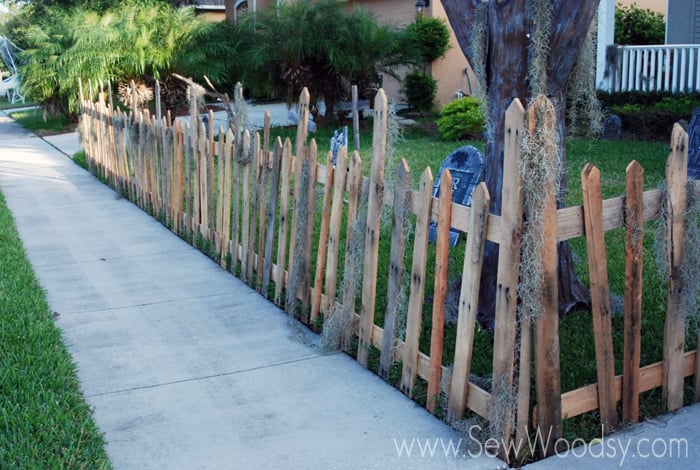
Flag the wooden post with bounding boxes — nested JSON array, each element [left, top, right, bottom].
[[358, 90, 389, 366], [352, 84, 360, 150], [427, 170, 452, 413], [448, 183, 490, 420], [582, 163, 618, 431], [379, 158, 411, 379], [401, 168, 433, 397], [532, 97, 562, 456], [491, 98, 526, 456], [623, 160, 644, 422], [663, 123, 688, 412]]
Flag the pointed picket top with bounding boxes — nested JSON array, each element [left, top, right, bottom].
[[372, 88, 389, 168], [295, 88, 311, 164], [155, 79, 161, 125]]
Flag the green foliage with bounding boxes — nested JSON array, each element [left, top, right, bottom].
[[176, 20, 240, 85], [436, 96, 485, 140], [615, 3, 665, 45], [603, 92, 700, 140], [0, 191, 111, 469], [18, 1, 202, 116], [403, 70, 436, 112], [233, 0, 414, 115], [406, 15, 450, 63]]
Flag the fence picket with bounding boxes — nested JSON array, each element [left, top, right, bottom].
[[288, 88, 311, 305], [663, 124, 689, 412], [220, 130, 234, 268], [582, 163, 618, 431], [311, 152, 335, 323], [531, 97, 562, 456], [491, 99, 526, 456], [379, 158, 410, 379], [216, 127, 226, 254], [401, 167, 433, 398], [184, 123, 192, 235], [448, 183, 490, 419], [246, 132, 261, 284], [241, 130, 252, 281], [275, 138, 293, 304], [262, 137, 283, 295], [300, 141, 319, 318], [323, 148, 349, 314], [231, 133, 242, 270], [256, 113, 272, 290], [199, 122, 209, 238], [358, 89, 389, 367], [339, 151, 364, 345], [427, 170, 452, 413], [623, 160, 644, 422]]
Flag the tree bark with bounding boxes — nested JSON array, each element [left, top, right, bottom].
[[441, 0, 599, 327]]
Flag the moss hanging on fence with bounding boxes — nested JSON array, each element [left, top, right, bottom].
[[518, 96, 560, 323], [320, 179, 370, 351], [567, 19, 604, 137], [656, 182, 700, 332]]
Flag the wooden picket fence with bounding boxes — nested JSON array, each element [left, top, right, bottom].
[[80, 85, 700, 461]]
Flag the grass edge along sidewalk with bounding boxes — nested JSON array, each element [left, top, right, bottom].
[[0, 190, 111, 469]]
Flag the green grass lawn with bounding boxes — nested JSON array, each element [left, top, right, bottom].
[[0, 190, 111, 468], [9, 108, 75, 136]]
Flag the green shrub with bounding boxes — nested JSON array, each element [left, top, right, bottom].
[[615, 4, 665, 45], [403, 70, 437, 112], [436, 97, 485, 141], [599, 91, 700, 140], [406, 15, 450, 63]]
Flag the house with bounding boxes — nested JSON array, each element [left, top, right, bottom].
[[666, 0, 700, 44]]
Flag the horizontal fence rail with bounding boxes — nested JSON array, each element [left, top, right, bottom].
[[603, 44, 700, 93], [80, 83, 700, 463]]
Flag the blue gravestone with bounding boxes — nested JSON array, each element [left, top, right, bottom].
[[330, 126, 348, 165], [429, 145, 484, 246], [687, 108, 700, 180], [603, 114, 622, 141]]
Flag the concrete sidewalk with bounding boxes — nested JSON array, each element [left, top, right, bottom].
[[0, 113, 499, 469]]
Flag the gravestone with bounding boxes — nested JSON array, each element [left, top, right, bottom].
[[687, 108, 700, 179], [330, 126, 348, 165], [428, 145, 484, 246], [603, 114, 622, 140]]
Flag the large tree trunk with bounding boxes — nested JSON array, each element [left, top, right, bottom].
[[441, 0, 599, 328]]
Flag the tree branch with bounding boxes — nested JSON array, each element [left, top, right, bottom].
[[171, 73, 236, 132]]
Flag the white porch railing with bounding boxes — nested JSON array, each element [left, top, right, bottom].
[[599, 44, 700, 93]]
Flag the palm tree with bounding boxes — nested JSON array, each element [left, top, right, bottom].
[[234, 0, 416, 119]]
